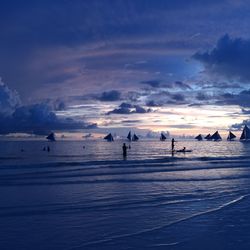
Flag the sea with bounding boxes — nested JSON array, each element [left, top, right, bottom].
[[0, 139, 250, 250]]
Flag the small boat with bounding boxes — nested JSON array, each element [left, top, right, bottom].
[[195, 134, 203, 141], [127, 131, 132, 141], [132, 133, 139, 141], [204, 134, 212, 140], [104, 133, 114, 142], [160, 133, 167, 141], [240, 125, 250, 141], [210, 131, 222, 141], [46, 132, 56, 141], [227, 131, 236, 141]]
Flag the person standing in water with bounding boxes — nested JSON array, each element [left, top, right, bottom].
[[171, 138, 176, 151], [122, 143, 128, 157]]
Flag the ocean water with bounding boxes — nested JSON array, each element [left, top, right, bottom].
[[0, 139, 250, 250]]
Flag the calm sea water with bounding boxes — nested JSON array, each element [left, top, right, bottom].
[[0, 139, 250, 250]]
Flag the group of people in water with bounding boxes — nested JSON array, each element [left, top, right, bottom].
[[22, 137, 185, 157], [122, 138, 187, 158]]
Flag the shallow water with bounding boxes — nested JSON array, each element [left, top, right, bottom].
[[0, 139, 250, 249]]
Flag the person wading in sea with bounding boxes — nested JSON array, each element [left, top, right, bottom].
[[122, 143, 128, 158], [171, 138, 176, 152]]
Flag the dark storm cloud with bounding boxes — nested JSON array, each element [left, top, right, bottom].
[[0, 0, 242, 101], [0, 0, 224, 48], [140, 80, 191, 90], [190, 89, 250, 107], [193, 34, 250, 82], [98, 90, 121, 102], [44, 99, 67, 111], [0, 103, 97, 135], [216, 90, 250, 107], [196, 92, 210, 101], [107, 102, 151, 115], [0, 82, 97, 135], [241, 109, 250, 115], [145, 91, 187, 107], [0, 81, 21, 115], [2, 0, 250, 128], [231, 120, 250, 130], [171, 93, 185, 102], [140, 80, 161, 88], [174, 81, 192, 90], [64, 90, 122, 104], [146, 100, 163, 107]]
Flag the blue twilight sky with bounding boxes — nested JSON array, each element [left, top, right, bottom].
[[1, 0, 250, 137]]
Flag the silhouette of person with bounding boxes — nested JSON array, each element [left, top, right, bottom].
[[183, 147, 186, 152], [171, 138, 176, 151], [47, 146, 50, 152], [122, 143, 127, 157]]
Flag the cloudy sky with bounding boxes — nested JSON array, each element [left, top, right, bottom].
[[1, 0, 250, 137]]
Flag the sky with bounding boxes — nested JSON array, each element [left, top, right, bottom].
[[1, 0, 250, 138]]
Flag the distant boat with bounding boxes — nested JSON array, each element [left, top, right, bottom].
[[132, 133, 139, 141], [160, 133, 167, 141], [240, 125, 250, 141], [227, 131, 236, 141], [104, 133, 114, 142], [204, 134, 212, 140], [195, 134, 203, 141], [127, 131, 132, 141], [210, 131, 222, 141], [46, 132, 56, 141]]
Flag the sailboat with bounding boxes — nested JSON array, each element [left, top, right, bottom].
[[160, 133, 167, 141], [204, 134, 212, 140], [46, 132, 56, 141], [104, 133, 114, 142], [127, 131, 132, 141], [132, 133, 139, 141], [240, 125, 250, 141], [195, 134, 203, 141], [227, 131, 236, 141], [210, 131, 222, 141]]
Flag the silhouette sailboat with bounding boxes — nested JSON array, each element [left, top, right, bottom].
[[204, 134, 212, 140], [127, 131, 132, 141], [195, 134, 203, 141], [240, 125, 250, 141], [227, 131, 236, 141], [210, 131, 222, 141], [132, 133, 139, 141], [160, 133, 167, 141], [46, 132, 56, 141], [104, 133, 114, 142]]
